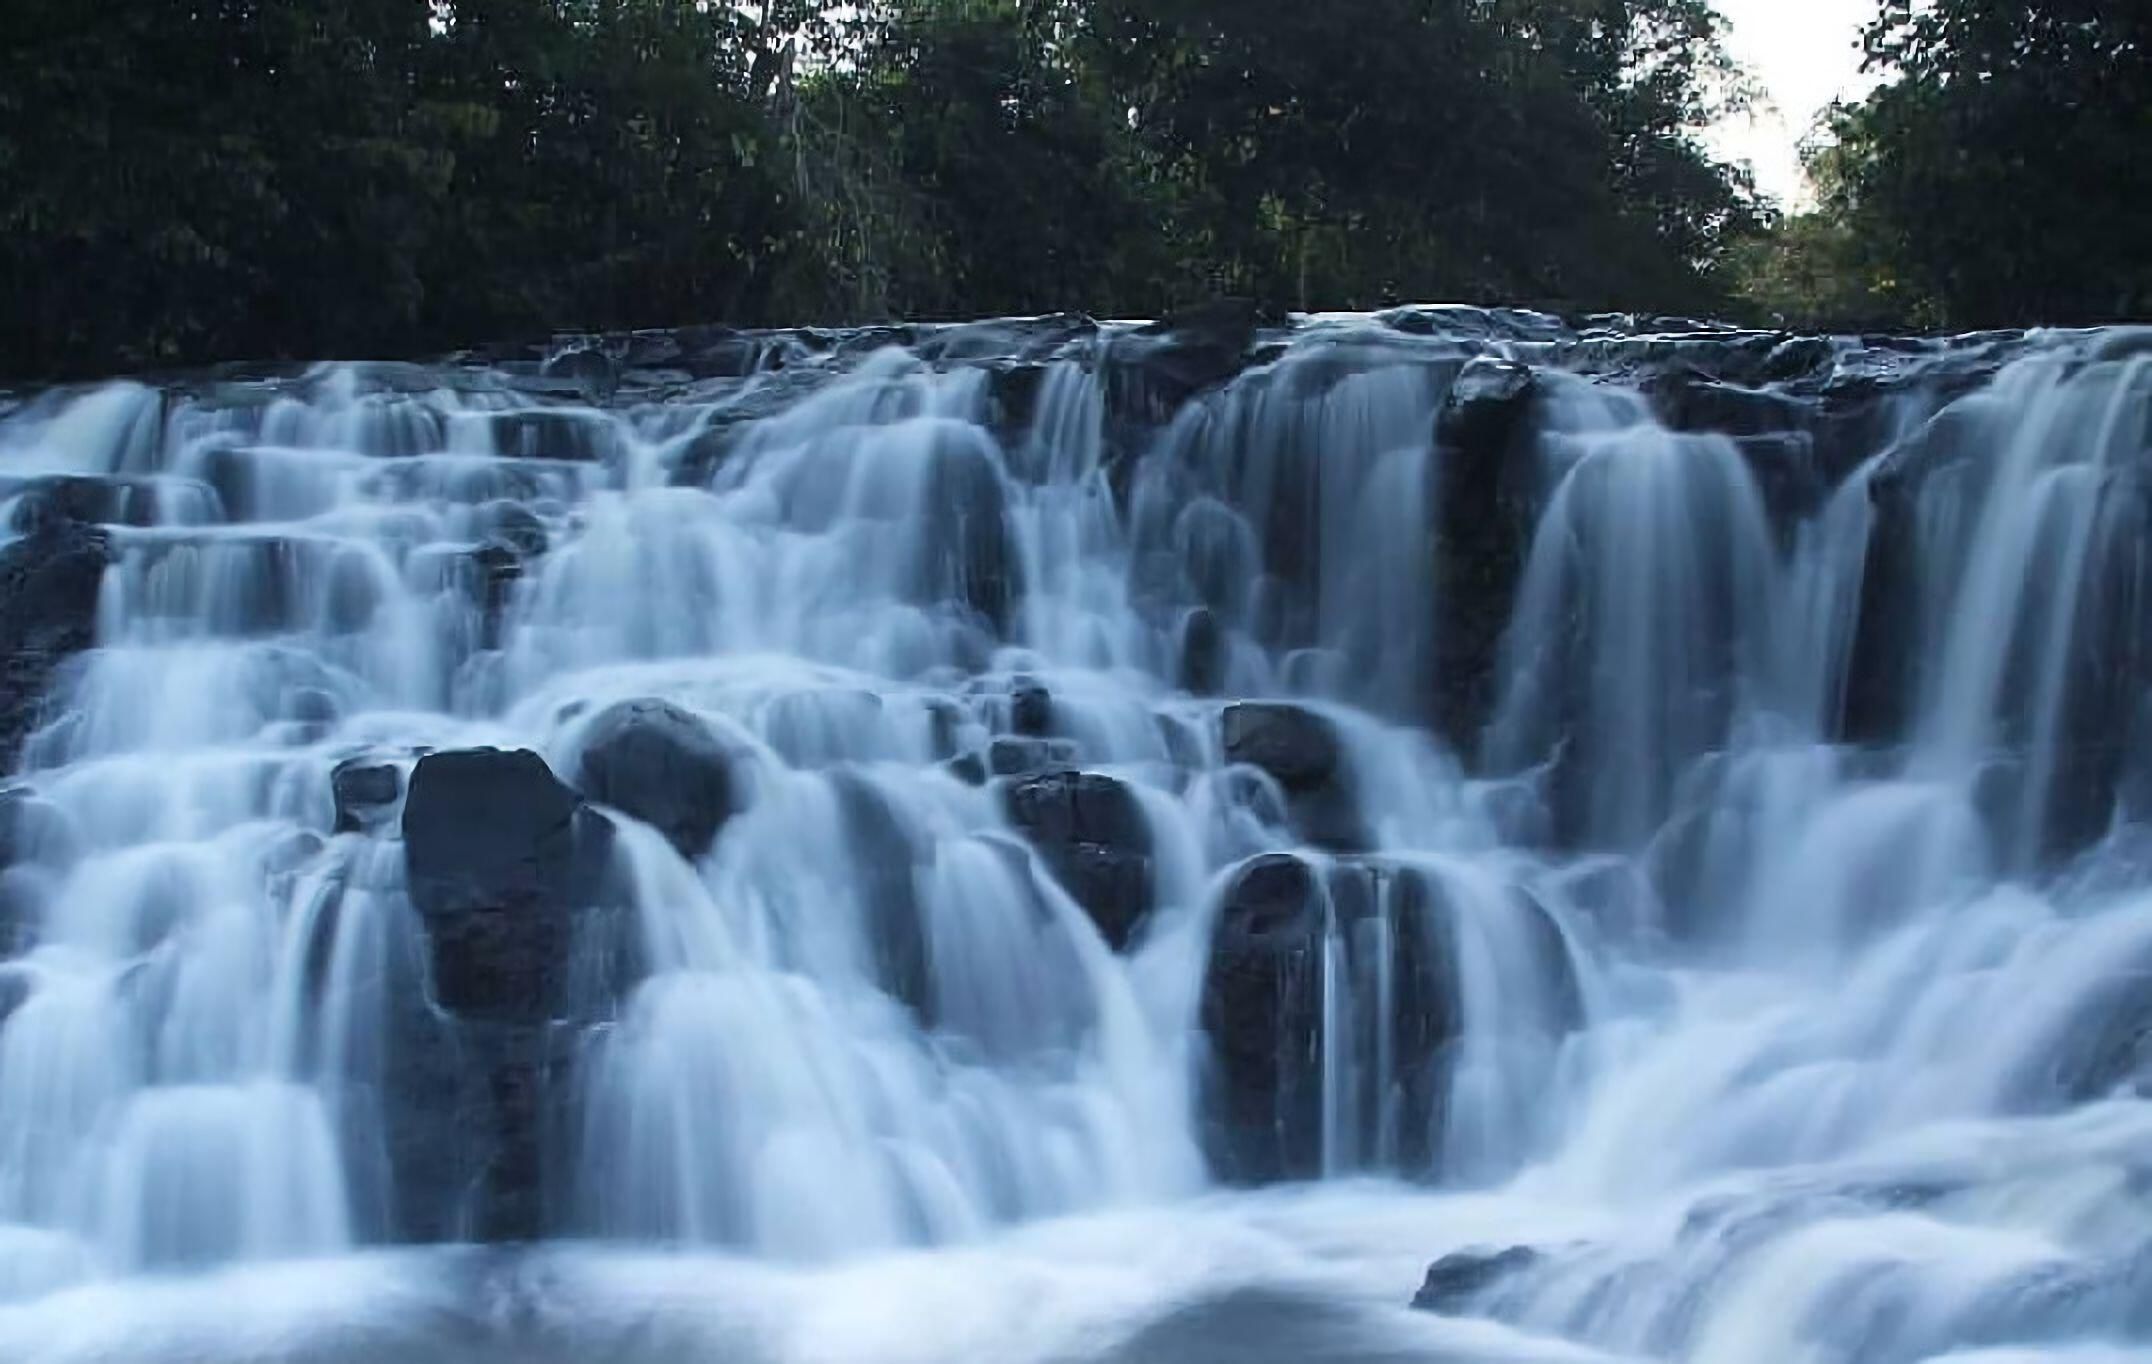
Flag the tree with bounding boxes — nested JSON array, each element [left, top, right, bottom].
[[1824, 0, 2152, 327]]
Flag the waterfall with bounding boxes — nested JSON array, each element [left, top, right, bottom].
[[0, 314, 2145, 1361]]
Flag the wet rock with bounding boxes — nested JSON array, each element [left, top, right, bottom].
[[1412, 1245, 1543, 1314], [0, 965, 28, 1025], [5, 474, 198, 530], [985, 362, 1049, 445], [1003, 771, 1154, 949], [572, 699, 741, 860], [1201, 853, 1327, 1182], [1640, 368, 1812, 438], [1200, 854, 1476, 1184], [475, 499, 549, 559], [833, 772, 930, 1018], [482, 409, 618, 462], [331, 759, 402, 833], [0, 787, 78, 871], [1221, 703, 1338, 787], [1221, 703, 1366, 851], [922, 429, 1020, 631], [401, 748, 617, 1026], [1009, 676, 1053, 736], [0, 513, 110, 770], [1115, 300, 1263, 414], [988, 735, 1079, 778], [540, 346, 618, 403], [1177, 606, 1225, 695], [1430, 358, 1540, 753]]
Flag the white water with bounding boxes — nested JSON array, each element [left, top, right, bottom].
[[0, 319, 2145, 1361]]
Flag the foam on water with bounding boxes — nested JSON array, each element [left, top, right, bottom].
[[0, 321, 2145, 1360]]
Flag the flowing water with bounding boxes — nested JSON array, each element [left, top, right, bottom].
[[0, 314, 2145, 1362]]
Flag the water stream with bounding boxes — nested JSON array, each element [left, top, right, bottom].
[[0, 313, 2144, 1361]]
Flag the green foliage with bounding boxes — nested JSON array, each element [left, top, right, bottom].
[[1732, 0, 2151, 331], [2, 0, 1770, 378]]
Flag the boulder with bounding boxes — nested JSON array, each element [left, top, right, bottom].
[[1003, 770, 1154, 949], [921, 430, 1020, 631], [1201, 855, 1468, 1183], [474, 499, 549, 559], [1109, 300, 1264, 421], [1430, 358, 1540, 753], [540, 346, 619, 403], [481, 409, 619, 462], [1177, 606, 1225, 695], [1221, 703, 1339, 788], [1200, 853, 1329, 1182], [1412, 1246, 1543, 1314], [401, 747, 617, 1025], [572, 699, 741, 859], [1221, 703, 1366, 851], [0, 511, 110, 769], [833, 772, 931, 1018], [988, 735, 1079, 778], [1009, 675, 1053, 736], [331, 759, 402, 833]]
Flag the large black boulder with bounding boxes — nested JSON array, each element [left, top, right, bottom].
[[1201, 853, 1328, 1183], [1430, 357, 1540, 753], [1003, 770, 1154, 949], [1200, 855, 1503, 1184], [0, 510, 109, 769], [1220, 703, 1367, 851], [1109, 300, 1263, 421], [401, 747, 617, 1025], [572, 699, 741, 859]]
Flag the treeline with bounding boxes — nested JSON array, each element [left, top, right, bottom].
[[1732, 0, 2152, 331], [1, 0, 1759, 378]]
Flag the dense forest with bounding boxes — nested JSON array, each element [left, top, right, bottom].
[[1, 0, 2146, 378]]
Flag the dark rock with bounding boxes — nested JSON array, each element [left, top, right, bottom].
[[475, 499, 549, 559], [1003, 771, 1154, 950], [1641, 368, 1812, 438], [541, 346, 618, 403], [0, 966, 28, 1026], [332, 760, 402, 833], [924, 429, 1020, 631], [573, 699, 741, 859], [1430, 358, 1540, 754], [1222, 703, 1340, 788], [986, 363, 1049, 446], [833, 772, 930, 1018], [483, 409, 619, 462], [1009, 676, 1053, 736], [6, 475, 200, 530], [988, 735, 1079, 778], [1413, 1246, 1543, 1314], [401, 748, 618, 1026], [0, 514, 110, 769], [1177, 606, 1225, 695], [1201, 854, 1326, 1182], [1100, 300, 1266, 463], [1221, 703, 1366, 851], [1200, 854, 1497, 1184], [0, 787, 78, 870]]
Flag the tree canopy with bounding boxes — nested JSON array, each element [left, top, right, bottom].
[[4, 1, 1968, 378], [1731, 0, 2152, 330]]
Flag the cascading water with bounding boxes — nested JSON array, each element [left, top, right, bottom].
[[0, 311, 2145, 1362]]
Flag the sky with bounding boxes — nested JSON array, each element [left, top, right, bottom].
[[1706, 0, 1878, 209]]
